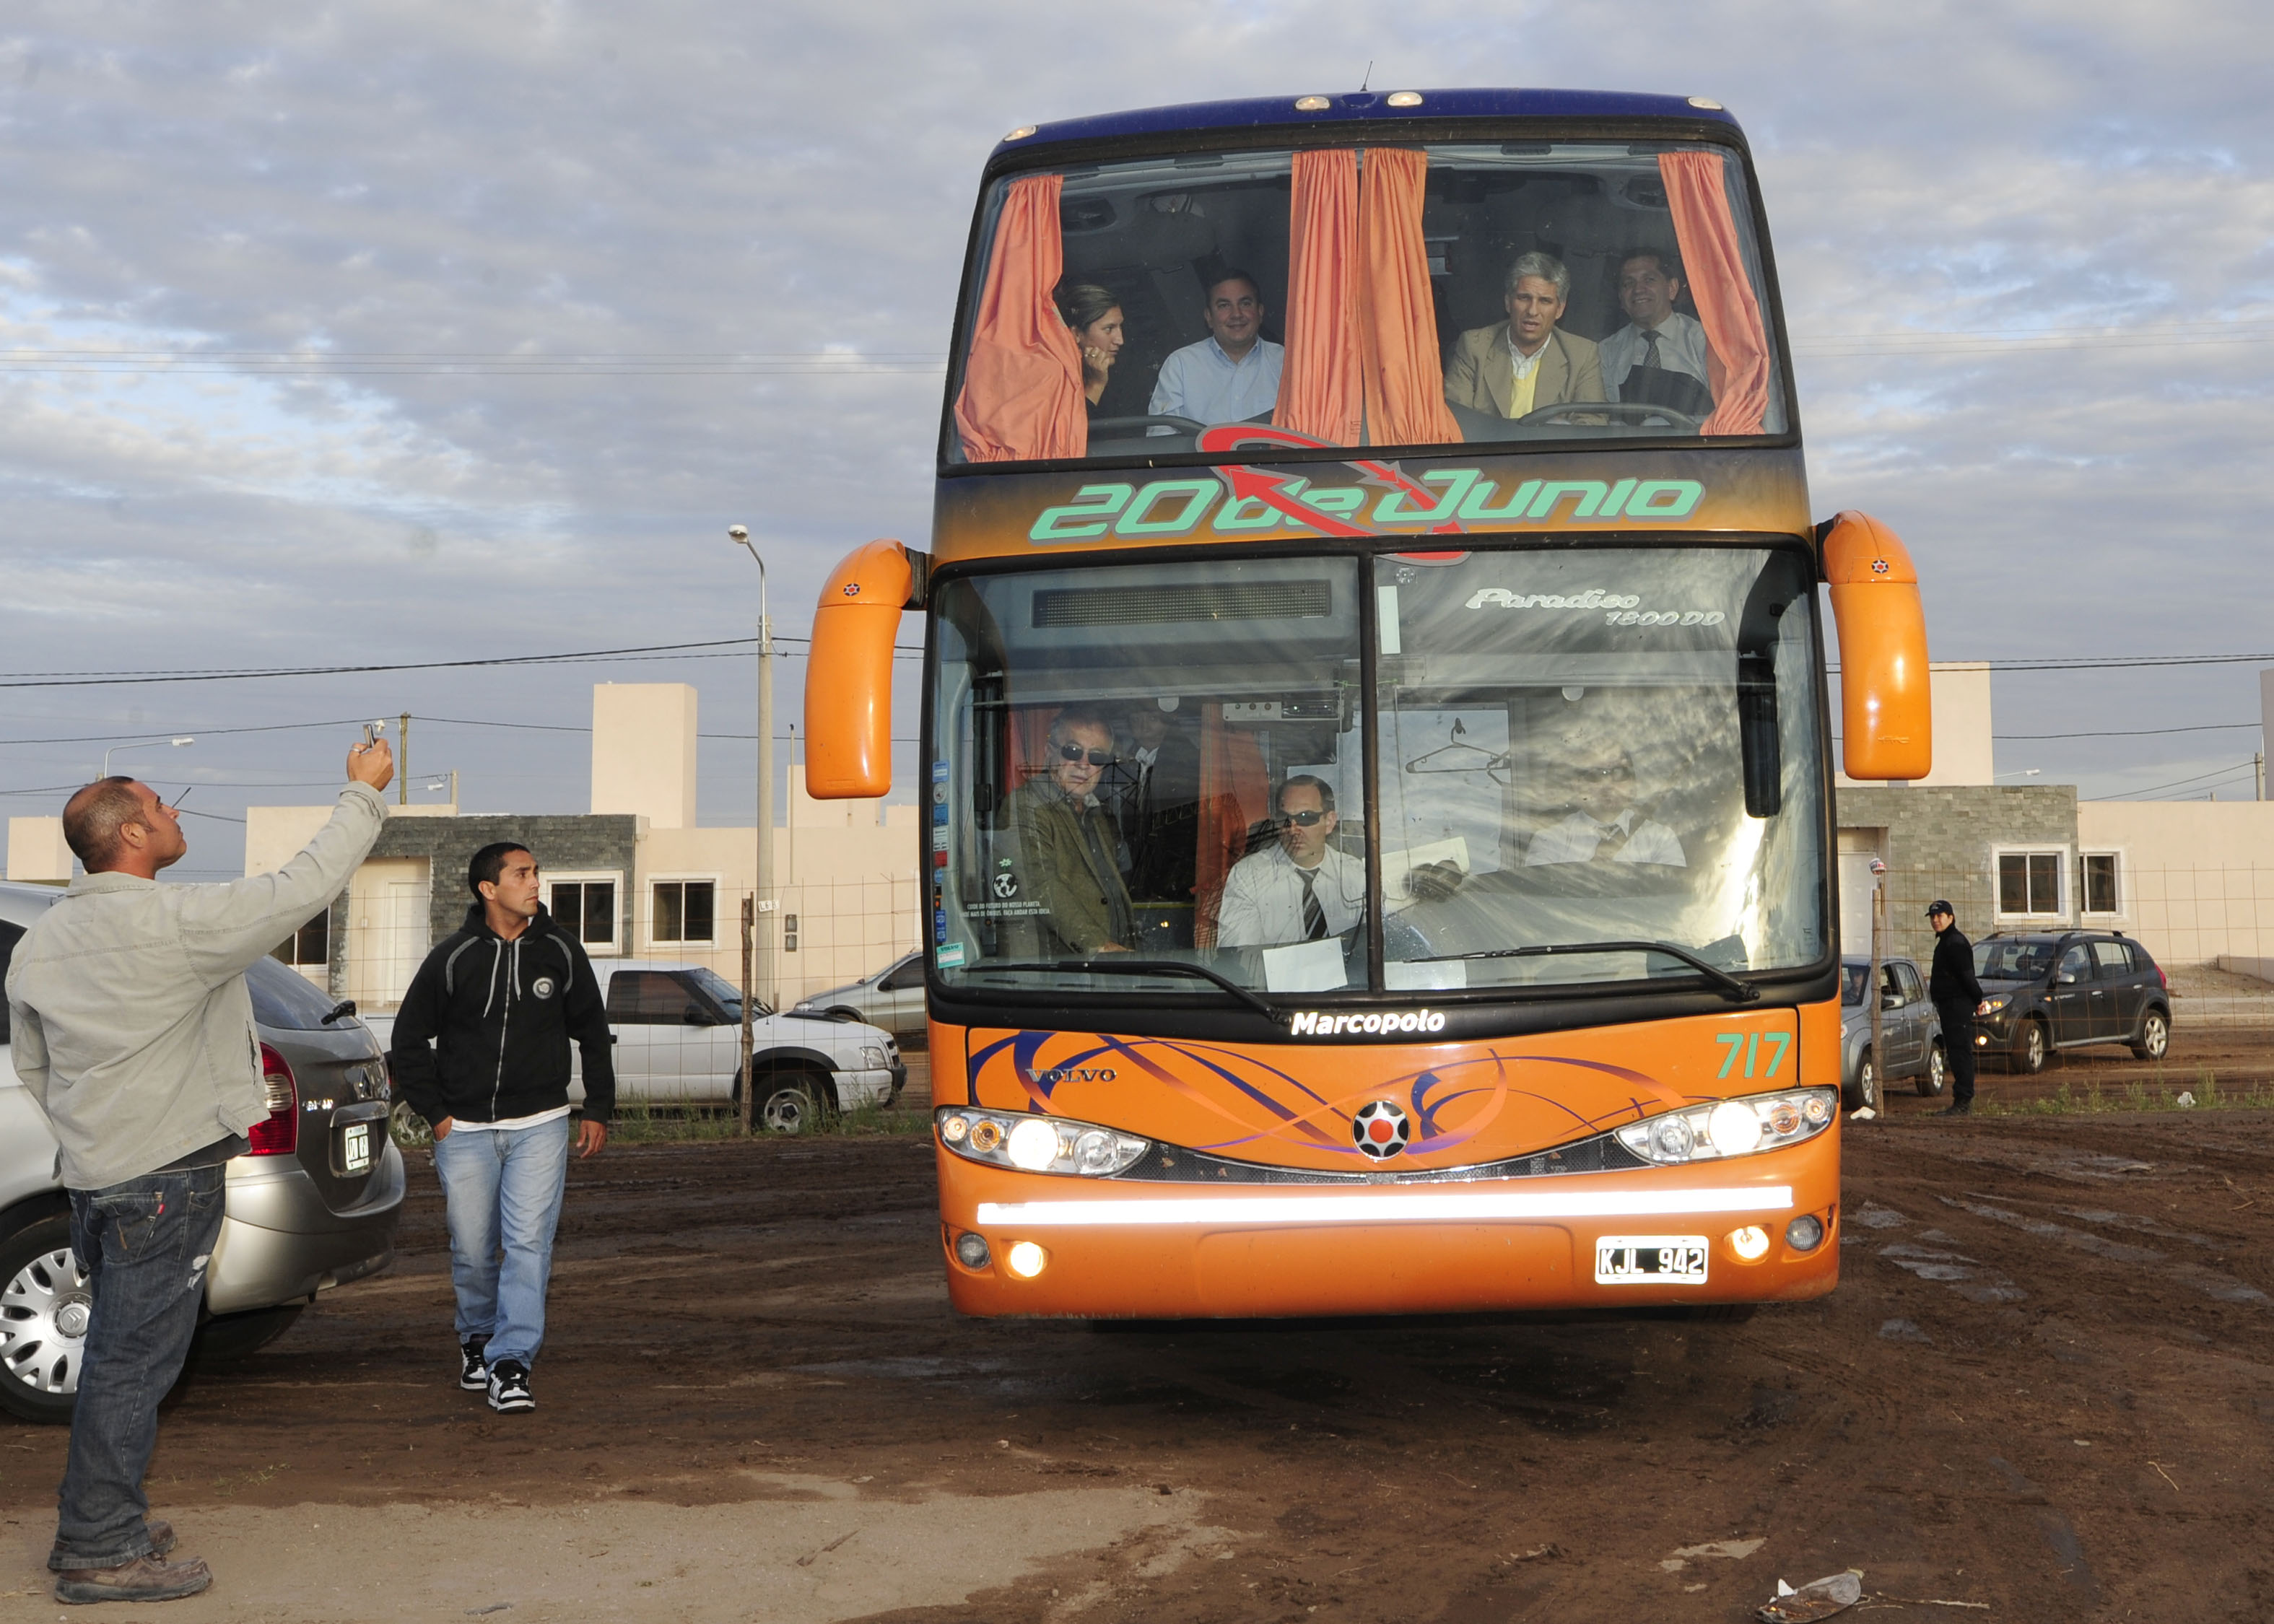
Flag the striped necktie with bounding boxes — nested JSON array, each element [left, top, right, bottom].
[[1299, 865, 1326, 941]]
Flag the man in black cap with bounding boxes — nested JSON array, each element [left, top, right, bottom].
[[1926, 901, 1987, 1117]]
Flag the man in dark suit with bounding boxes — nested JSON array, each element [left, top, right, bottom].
[[1442, 252, 1606, 422], [1119, 702, 1201, 912], [1927, 899, 1989, 1117]]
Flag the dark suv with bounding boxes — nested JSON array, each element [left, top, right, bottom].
[[1971, 930, 2172, 1074]]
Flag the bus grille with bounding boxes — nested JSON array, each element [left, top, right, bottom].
[[1032, 580, 1333, 628]]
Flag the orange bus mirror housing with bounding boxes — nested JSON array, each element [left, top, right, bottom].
[[805, 538, 925, 798], [1822, 510, 1931, 781]]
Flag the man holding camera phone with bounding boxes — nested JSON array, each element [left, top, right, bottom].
[[6, 732, 392, 1604]]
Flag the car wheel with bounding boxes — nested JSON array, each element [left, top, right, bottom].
[[189, 1304, 305, 1368], [758, 1070, 833, 1135], [1919, 1041, 1949, 1098], [1844, 1049, 1877, 1114], [2014, 1017, 2049, 1075], [0, 1209, 87, 1424], [2130, 1008, 2170, 1062]]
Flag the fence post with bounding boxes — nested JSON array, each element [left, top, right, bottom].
[[1867, 869, 1887, 1117], [740, 895, 757, 1137]]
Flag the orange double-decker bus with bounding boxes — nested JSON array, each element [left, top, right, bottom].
[[804, 88, 1930, 1318]]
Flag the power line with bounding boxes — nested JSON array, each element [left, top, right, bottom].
[[1994, 722, 2263, 740], [2083, 759, 2261, 801], [0, 634, 927, 691]]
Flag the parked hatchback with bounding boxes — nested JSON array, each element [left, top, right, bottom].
[[0, 881, 405, 1423], [792, 951, 928, 1048], [365, 957, 905, 1135], [1972, 930, 2172, 1074], [1839, 956, 1947, 1111]]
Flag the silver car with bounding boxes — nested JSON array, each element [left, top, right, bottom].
[[0, 881, 404, 1423], [793, 951, 928, 1049], [1839, 955, 1948, 1112]]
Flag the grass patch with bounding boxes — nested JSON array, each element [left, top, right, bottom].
[[1977, 1068, 2274, 1117], [391, 1096, 931, 1148]]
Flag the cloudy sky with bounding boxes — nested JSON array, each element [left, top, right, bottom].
[[2, 0, 2268, 876]]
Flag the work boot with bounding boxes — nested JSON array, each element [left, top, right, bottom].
[[53, 1553, 212, 1605], [49, 1522, 178, 1571], [1933, 1103, 1972, 1118]]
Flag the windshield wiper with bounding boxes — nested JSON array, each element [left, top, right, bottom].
[[1412, 940, 1761, 1004], [971, 959, 1281, 1020], [321, 999, 359, 1025]]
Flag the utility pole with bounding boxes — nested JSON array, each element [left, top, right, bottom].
[[2257, 751, 2266, 802], [729, 526, 775, 1016], [398, 713, 411, 806]]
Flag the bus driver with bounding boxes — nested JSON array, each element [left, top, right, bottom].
[[1215, 776, 1364, 948]]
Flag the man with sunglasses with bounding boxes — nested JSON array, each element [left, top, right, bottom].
[[6, 735, 392, 1603], [1216, 777, 1363, 949], [1523, 743, 1686, 868], [1006, 707, 1137, 958]]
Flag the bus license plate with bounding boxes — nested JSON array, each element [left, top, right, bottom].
[[1595, 1236, 1708, 1285], [342, 1122, 371, 1174]]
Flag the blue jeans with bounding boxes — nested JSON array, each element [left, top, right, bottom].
[[431, 1116, 572, 1369], [51, 1164, 226, 1571]]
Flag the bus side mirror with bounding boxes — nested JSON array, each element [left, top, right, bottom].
[[804, 539, 927, 798], [1821, 510, 1932, 781]]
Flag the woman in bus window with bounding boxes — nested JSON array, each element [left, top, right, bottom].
[[1055, 281, 1125, 415]]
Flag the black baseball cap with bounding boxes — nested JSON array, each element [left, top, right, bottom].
[[1925, 899, 1954, 917]]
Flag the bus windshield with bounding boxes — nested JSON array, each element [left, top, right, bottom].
[[931, 544, 1825, 1000], [949, 140, 1782, 466]]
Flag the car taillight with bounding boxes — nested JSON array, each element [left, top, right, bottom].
[[249, 1042, 298, 1156], [2157, 966, 2169, 990]]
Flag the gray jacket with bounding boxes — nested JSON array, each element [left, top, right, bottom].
[[4, 783, 385, 1190]]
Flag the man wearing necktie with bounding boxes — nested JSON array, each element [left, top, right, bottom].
[[1215, 777, 1364, 948], [1119, 701, 1201, 907], [1598, 249, 1715, 421]]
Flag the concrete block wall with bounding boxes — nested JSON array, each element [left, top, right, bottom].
[[1835, 784, 2080, 964]]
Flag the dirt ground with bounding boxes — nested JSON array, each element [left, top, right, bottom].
[[8, 1047, 2274, 1621]]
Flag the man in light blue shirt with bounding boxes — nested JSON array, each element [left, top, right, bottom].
[[1149, 269, 1284, 427]]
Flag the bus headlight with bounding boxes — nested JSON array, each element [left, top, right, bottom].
[[1615, 1088, 1838, 1166], [937, 1107, 1150, 1177]]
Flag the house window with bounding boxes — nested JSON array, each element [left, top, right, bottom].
[[549, 877, 620, 953], [272, 912, 329, 967], [784, 912, 799, 953], [2082, 852, 2120, 915], [652, 880, 716, 946], [1997, 851, 2064, 917]]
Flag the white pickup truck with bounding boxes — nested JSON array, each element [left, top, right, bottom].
[[367, 959, 902, 1135]]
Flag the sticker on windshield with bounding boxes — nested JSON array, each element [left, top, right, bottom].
[[936, 941, 967, 969]]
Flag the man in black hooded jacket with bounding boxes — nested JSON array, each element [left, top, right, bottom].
[[1926, 899, 1987, 1118], [388, 842, 614, 1412]]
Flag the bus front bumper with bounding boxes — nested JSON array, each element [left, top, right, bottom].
[[936, 1146, 1840, 1318]]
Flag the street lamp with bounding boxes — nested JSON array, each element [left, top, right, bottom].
[[728, 524, 775, 1132], [1994, 768, 2042, 780], [101, 736, 193, 778]]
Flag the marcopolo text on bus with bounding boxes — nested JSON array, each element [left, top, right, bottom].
[[1289, 1009, 1449, 1036]]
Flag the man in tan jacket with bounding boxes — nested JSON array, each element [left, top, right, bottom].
[[1442, 252, 1606, 422], [7, 736, 391, 1603]]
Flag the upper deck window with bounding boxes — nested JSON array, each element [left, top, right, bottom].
[[949, 141, 1783, 466]]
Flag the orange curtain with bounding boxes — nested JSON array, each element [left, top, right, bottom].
[[1192, 706, 1272, 948], [1660, 152, 1771, 436], [1358, 148, 1461, 447], [1272, 149, 1362, 446], [952, 175, 1087, 463], [1011, 707, 1058, 791]]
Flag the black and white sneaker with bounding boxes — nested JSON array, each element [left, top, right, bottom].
[[487, 1359, 534, 1413], [458, 1337, 490, 1392]]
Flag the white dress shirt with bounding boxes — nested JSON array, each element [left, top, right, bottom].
[[1150, 337, 1286, 426], [1215, 843, 1366, 947], [1599, 312, 1710, 400], [1524, 808, 1687, 868]]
